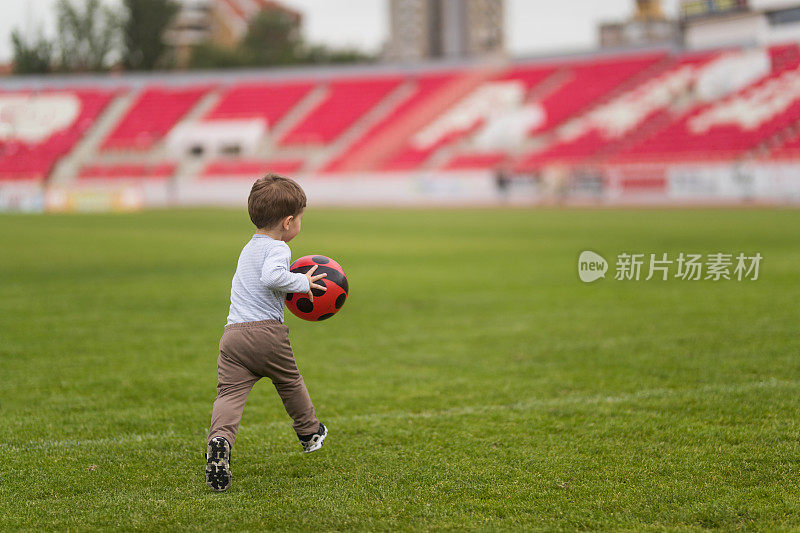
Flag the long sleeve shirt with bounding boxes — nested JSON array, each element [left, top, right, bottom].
[[226, 234, 310, 325]]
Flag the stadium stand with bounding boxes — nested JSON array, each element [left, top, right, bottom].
[[322, 72, 462, 172], [375, 52, 664, 171], [441, 152, 509, 170], [767, 127, 800, 158], [279, 76, 403, 145], [0, 89, 114, 181], [204, 81, 314, 128], [201, 158, 304, 177], [78, 163, 176, 180], [369, 69, 509, 171], [529, 52, 668, 133], [495, 63, 559, 92], [613, 44, 800, 162], [101, 86, 209, 150], [514, 50, 727, 169], [5, 43, 800, 185]]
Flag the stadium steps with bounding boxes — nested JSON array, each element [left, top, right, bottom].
[[100, 86, 210, 152], [749, 47, 800, 161], [76, 88, 225, 181], [428, 66, 580, 170], [408, 66, 570, 172], [168, 89, 229, 183], [50, 89, 140, 184], [605, 77, 721, 161], [307, 80, 418, 172], [514, 54, 707, 168], [525, 67, 573, 102], [499, 68, 573, 158], [180, 86, 224, 124], [477, 67, 573, 164], [592, 53, 675, 110], [592, 109, 676, 164], [144, 86, 224, 162], [608, 50, 800, 163], [332, 67, 504, 172], [425, 67, 576, 171], [258, 84, 330, 155], [424, 121, 497, 170], [482, 68, 573, 162], [424, 56, 672, 171], [425, 142, 462, 170]]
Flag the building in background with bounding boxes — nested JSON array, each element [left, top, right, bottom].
[[681, 0, 800, 48], [384, 0, 505, 62], [166, 0, 302, 66], [599, 0, 678, 48]]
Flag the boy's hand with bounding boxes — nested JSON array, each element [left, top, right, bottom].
[[305, 264, 327, 302]]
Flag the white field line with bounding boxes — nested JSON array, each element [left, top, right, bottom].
[[4, 378, 796, 453]]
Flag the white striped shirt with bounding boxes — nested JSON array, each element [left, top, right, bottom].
[[226, 234, 310, 325]]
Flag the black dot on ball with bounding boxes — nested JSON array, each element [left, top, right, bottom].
[[318, 312, 334, 321], [311, 280, 326, 297], [335, 293, 346, 309], [286, 293, 293, 302], [296, 298, 313, 313], [312, 255, 330, 264]]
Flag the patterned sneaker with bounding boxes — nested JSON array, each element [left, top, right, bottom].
[[205, 436, 232, 492], [298, 423, 327, 453]]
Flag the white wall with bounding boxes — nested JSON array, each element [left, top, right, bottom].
[[684, 13, 768, 48], [4, 165, 800, 212], [750, 0, 800, 11]]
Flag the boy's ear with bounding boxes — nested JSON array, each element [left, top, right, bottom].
[[283, 215, 293, 230]]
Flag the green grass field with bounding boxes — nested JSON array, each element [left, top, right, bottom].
[[1, 207, 799, 531]]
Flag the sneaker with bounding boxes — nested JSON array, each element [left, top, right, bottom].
[[205, 436, 232, 492], [298, 422, 327, 453]]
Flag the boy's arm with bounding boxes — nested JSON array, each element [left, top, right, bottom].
[[260, 244, 310, 293]]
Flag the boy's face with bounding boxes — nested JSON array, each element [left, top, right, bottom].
[[282, 208, 304, 242]]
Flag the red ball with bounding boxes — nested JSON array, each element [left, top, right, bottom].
[[285, 255, 348, 321]]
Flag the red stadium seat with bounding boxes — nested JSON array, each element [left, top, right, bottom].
[[530, 53, 666, 133], [441, 152, 509, 170], [514, 48, 799, 169], [201, 159, 304, 178], [496, 64, 558, 92], [9, 44, 800, 182], [205, 81, 314, 128], [768, 130, 800, 159], [0, 89, 115, 182], [364, 53, 662, 172], [102, 86, 209, 150], [78, 162, 175, 180], [279, 76, 402, 145], [323, 73, 459, 172], [612, 54, 800, 163]]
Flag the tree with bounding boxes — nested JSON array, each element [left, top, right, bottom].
[[188, 8, 374, 69], [188, 43, 251, 70], [239, 9, 302, 66], [189, 9, 301, 69], [55, 0, 121, 72], [301, 44, 374, 65], [122, 0, 179, 70], [10, 29, 54, 74]]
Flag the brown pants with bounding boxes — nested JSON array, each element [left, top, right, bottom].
[[207, 319, 319, 446]]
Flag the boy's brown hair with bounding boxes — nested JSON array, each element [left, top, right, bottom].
[[248, 173, 307, 229]]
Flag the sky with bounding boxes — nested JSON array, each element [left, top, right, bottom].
[[0, 0, 683, 63]]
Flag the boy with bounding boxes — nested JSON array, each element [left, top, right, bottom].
[[205, 173, 329, 492]]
